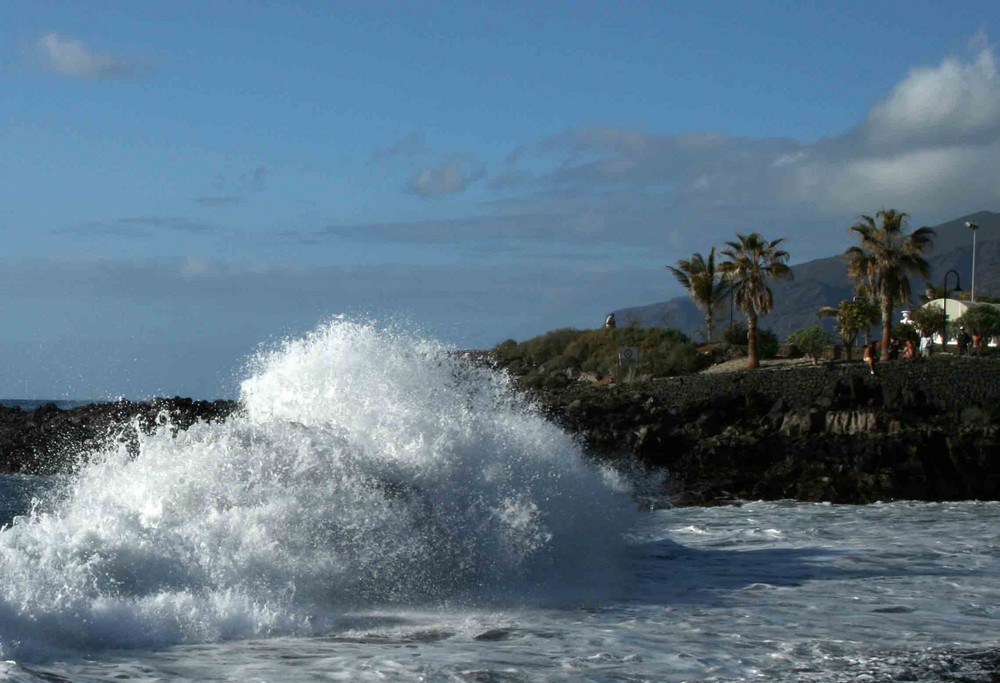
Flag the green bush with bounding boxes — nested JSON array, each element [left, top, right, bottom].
[[907, 305, 947, 337], [721, 322, 778, 359], [723, 323, 748, 345], [956, 305, 1000, 340], [490, 326, 708, 386], [787, 325, 834, 360], [757, 329, 780, 360], [891, 322, 920, 344]]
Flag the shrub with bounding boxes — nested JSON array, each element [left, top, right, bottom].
[[891, 322, 919, 344], [787, 325, 834, 362], [956, 304, 1000, 341], [908, 305, 947, 337], [722, 322, 748, 345], [490, 326, 707, 386], [721, 322, 777, 359], [757, 328, 780, 360]]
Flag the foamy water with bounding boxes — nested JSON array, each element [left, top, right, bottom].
[[1, 320, 998, 681]]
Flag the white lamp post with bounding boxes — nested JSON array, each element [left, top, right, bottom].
[[966, 221, 979, 302]]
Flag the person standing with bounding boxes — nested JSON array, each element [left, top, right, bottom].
[[919, 332, 933, 359], [889, 337, 901, 360], [864, 341, 878, 375], [957, 326, 971, 355], [605, 313, 616, 330]]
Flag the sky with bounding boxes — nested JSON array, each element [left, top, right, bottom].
[[2, 1, 1000, 399]]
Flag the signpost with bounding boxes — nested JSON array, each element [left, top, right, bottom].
[[617, 346, 640, 383], [617, 347, 640, 365]]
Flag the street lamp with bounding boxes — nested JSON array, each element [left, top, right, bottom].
[[966, 221, 979, 302], [942, 269, 963, 351]]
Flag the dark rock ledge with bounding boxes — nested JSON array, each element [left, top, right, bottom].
[[0, 397, 238, 475], [526, 356, 1000, 506]]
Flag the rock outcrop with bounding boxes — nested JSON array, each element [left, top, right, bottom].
[[0, 397, 238, 475], [527, 356, 1000, 506]]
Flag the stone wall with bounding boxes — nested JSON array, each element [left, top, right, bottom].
[[647, 356, 1000, 411]]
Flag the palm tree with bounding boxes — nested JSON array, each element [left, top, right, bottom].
[[719, 232, 793, 369], [666, 247, 730, 342], [843, 209, 935, 361]]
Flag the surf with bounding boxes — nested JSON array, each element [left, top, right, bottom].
[[0, 319, 637, 660]]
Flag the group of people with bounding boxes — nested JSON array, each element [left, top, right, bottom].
[[863, 326, 985, 375], [955, 326, 983, 356], [863, 338, 917, 375]]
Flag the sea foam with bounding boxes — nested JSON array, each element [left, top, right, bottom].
[[0, 319, 636, 659]]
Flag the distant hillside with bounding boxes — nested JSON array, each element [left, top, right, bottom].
[[618, 211, 1000, 340]]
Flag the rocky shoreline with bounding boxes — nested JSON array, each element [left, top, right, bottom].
[[0, 397, 238, 475], [526, 355, 1000, 506], [2, 356, 999, 506]]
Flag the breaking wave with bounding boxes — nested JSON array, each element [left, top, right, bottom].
[[0, 319, 636, 659]]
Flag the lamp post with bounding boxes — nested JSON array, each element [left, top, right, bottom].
[[942, 269, 962, 351], [966, 221, 979, 303]]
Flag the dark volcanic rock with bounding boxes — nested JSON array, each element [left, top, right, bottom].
[[524, 356, 1000, 506], [0, 398, 239, 475]]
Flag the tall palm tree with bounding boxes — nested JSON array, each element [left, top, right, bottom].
[[843, 209, 935, 361], [719, 232, 793, 369], [666, 247, 730, 342]]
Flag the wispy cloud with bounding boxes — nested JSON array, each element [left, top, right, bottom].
[[407, 155, 485, 198], [195, 196, 242, 208], [37, 33, 138, 79], [371, 131, 428, 162], [312, 213, 556, 244], [67, 216, 221, 237], [477, 42, 1000, 258]]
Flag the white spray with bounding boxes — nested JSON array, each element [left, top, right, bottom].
[[0, 319, 637, 659]]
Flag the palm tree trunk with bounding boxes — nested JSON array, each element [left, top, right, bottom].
[[747, 311, 759, 369], [706, 309, 714, 343], [881, 299, 892, 362]]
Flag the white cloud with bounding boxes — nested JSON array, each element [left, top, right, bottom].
[[864, 48, 1000, 150], [498, 42, 1000, 252], [282, 39, 1000, 263], [407, 155, 485, 197], [37, 33, 135, 79]]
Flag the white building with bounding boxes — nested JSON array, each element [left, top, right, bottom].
[[900, 298, 1000, 346]]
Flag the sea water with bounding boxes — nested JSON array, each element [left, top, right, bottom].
[[0, 320, 998, 682]]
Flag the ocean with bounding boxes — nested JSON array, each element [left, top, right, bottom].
[[0, 320, 997, 682]]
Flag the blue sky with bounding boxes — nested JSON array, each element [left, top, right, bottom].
[[2, 1, 999, 399]]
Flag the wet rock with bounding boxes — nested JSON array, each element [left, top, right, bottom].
[[521, 358, 1000, 506], [0, 399, 238, 475]]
